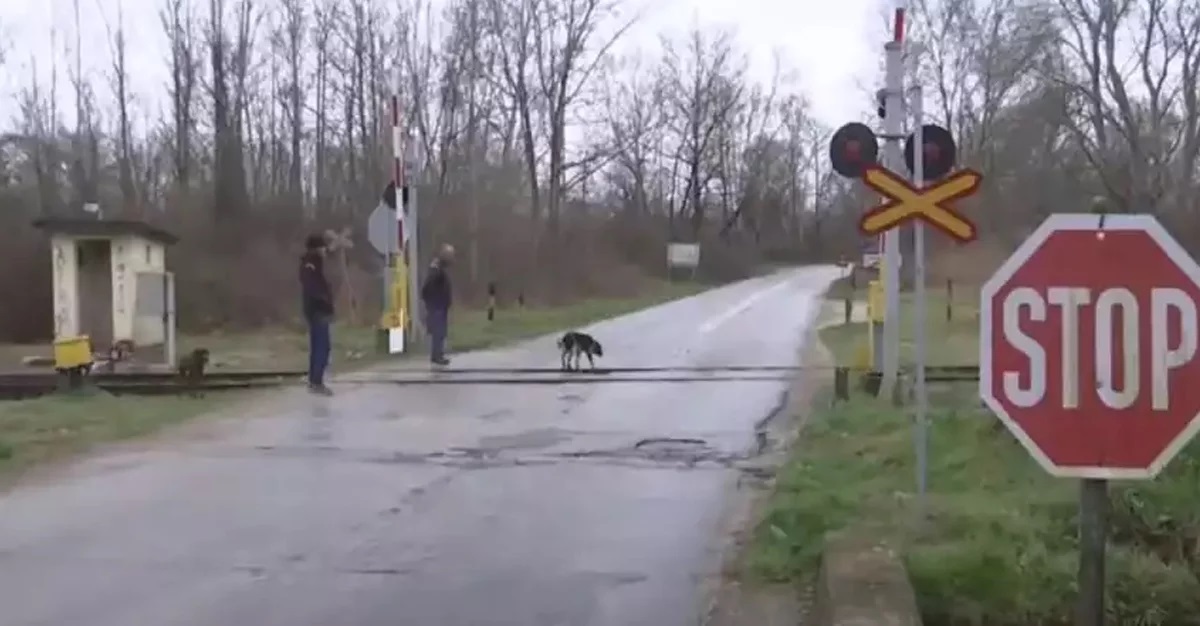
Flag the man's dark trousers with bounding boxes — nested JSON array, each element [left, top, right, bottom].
[[307, 313, 331, 386], [426, 307, 448, 362]]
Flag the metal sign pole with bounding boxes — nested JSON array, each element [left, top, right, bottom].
[[1077, 478, 1108, 626], [880, 30, 906, 396], [910, 82, 929, 518], [382, 198, 393, 351]]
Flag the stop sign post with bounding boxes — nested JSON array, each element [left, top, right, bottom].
[[981, 213, 1200, 626]]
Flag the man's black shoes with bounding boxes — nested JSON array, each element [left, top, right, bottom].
[[308, 383, 334, 396]]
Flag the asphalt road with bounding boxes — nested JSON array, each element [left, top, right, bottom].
[[0, 266, 842, 626]]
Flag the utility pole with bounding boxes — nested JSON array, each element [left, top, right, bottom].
[[910, 79, 929, 517]]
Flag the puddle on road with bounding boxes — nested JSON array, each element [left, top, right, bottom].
[[478, 409, 513, 421]]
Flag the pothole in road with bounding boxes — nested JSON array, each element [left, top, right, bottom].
[[630, 437, 715, 461]]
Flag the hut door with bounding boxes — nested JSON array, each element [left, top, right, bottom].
[[76, 240, 113, 350]]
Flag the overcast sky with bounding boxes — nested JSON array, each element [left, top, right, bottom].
[[1, 0, 887, 132]]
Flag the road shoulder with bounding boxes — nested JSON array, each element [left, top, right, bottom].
[[698, 320, 834, 626]]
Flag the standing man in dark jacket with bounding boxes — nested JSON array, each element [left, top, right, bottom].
[[300, 234, 335, 395], [421, 244, 455, 366]]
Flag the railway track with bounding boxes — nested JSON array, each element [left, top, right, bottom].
[[0, 370, 307, 400], [0, 365, 982, 401]]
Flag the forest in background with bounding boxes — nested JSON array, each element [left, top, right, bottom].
[[0, 0, 1196, 342]]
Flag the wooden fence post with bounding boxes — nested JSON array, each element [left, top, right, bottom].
[[946, 279, 954, 322]]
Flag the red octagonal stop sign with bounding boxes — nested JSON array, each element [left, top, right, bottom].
[[981, 214, 1200, 479]]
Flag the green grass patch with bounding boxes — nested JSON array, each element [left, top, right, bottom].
[[824, 273, 980, 367], [0, 391, 223, 483], [747, 288, 1200, 625], [447, 281, 705, 352]]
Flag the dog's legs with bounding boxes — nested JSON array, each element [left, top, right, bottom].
[[587, 353, 595, 370]]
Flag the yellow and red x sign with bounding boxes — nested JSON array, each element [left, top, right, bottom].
[[858, 165, 982, 243]]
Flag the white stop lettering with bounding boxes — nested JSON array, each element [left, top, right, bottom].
[[1000, 287, 1198, 410]]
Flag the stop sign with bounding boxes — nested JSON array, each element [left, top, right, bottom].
[[980, 214, 1200, 479]]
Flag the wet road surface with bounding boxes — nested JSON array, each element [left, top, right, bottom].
[[0, 266, 842, 626]]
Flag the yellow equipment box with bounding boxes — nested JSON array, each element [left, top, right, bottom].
[[53, 335, 93, 370]]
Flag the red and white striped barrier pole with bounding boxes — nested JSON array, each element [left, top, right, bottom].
[[390, 93, 406, 262], [391, 82, 423, 341], [893, 2, 905, 42]]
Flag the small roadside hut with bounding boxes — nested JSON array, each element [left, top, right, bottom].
[[32, 217, 179, 365]]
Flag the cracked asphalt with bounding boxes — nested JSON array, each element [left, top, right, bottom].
[[0, 266, 842, 626]]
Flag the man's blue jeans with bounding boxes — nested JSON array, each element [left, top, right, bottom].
[[426, 307, 448, 361], [307, 314, 331, 385]]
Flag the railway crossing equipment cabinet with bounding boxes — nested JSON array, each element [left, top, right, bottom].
[[33, 217, 180, 371]]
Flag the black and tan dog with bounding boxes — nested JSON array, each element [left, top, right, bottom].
[[557, 331, 603, 371]]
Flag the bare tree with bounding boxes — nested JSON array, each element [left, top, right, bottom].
[[162, 0, 200, 193], [67, 0, 100, 209], [276, 0, 306, 204], [104, 1, 138, 212], [310, 0, 339, 211], [1050, 0, 1196, 213], [530, 0, 635, 232], [600, 52, 666, 215], [660, 25, 747, 237], [484, 0, 540, 223], [206, 0, 256, 224]]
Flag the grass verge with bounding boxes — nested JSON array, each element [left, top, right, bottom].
[[0, 280, 707, 484], [0, 391, 223, 485], [824, 271, 979, 367], [745, 289, 1200, 626]]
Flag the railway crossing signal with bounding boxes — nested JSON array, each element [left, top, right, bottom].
[[858, 165, 981, 242], [829, 122, 879, 178], [830, 122, 958, 182], [903, 124, 956, 180]]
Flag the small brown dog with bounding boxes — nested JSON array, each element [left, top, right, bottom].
[[104, 339, 137, 373], [176, 348, 210, 396]]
